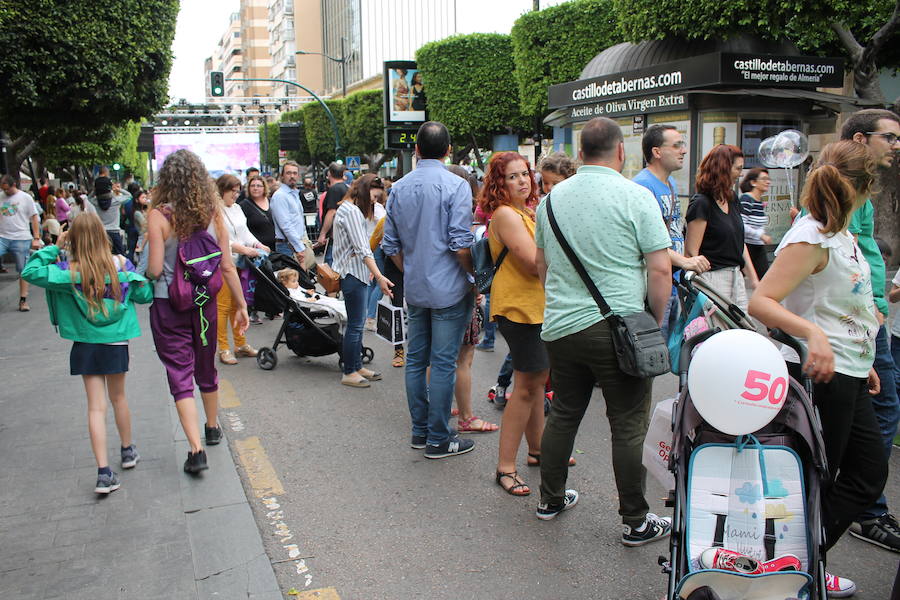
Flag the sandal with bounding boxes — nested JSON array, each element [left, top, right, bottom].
[[18, 298, 30, 312], [392, 347, 405, 368], [496, 471, 530, 496], [458, 416, 498, 433], [527, 452, 576, 467], [451, 407, 459, 417]]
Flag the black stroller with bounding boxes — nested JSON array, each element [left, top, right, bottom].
[[663, 272, 829, 600], [247, 252, 373, 371]]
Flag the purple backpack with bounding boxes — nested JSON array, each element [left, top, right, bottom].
[[163, 207, 223, 346]]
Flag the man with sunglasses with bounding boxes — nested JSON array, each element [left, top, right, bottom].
[[633, 124, 710, 337], [841, 108, 900, 555]]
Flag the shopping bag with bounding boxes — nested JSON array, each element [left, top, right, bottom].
[[642, 397, 675, 490], [376, 297, 406, 344]]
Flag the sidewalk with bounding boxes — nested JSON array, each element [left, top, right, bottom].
[[0, 273, 281, 599]]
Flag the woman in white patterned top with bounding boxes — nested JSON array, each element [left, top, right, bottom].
[[749, 141, 884, 595], [332, 174, 394, 388]]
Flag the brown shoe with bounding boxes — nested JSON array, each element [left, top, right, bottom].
[[218, 350, 238, 365], [234, 344, 258, 357], [18, 299, 30, 312], [341, 373, 370, 388]]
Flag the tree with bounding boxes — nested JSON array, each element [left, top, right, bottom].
[[259, 122, 279, 170], [302, 99, 345, 163], [511, 0, 621, 118], [37, 122, 149, 185], [613, 0, 900, 102], [342, 89, 394, 171], [416, 33, 530, 154], [0, 0, 178, 176]]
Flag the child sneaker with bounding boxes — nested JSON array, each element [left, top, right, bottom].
[[121, 445, 140, 469], [622, 513, 672, 546], [824, 571, 856, 598], [536, 490, 579, 520], [94, 471, 121, 494], [700, 548, 762, 574], [761, 554, 801, 573]]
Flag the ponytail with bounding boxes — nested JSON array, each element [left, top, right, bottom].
[[800, 164, 856, 235]]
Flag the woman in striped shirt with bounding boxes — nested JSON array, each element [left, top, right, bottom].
[[739, 167, 772, 278], [333, 174, 394, 388]]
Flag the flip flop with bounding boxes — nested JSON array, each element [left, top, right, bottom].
[[458, 415, 499, 433]]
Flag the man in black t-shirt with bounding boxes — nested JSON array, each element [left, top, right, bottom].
[[317, 162, 348, 265], [300, 176, 318, 213]]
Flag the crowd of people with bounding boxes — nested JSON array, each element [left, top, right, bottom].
[[2, 108, 899, 598]]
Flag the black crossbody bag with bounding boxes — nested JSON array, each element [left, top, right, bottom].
[[545, 194, 669, 378]]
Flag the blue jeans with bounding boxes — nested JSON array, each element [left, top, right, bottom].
[[106, 231, 124, 256], [858, 325, 900, 521], [0, 237, 31, 272], [660, 288, 678, 341], [275, 241, 294, 257], [324, 242, 334, 266], [892, 334, 900, 401], [367, 248, 385, 319], [406, 293, 474, 445], [497, 353, 513, 387], [340, 274, 368, 374], [480, 294, 496, 347]]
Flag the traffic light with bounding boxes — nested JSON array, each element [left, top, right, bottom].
[[210, 71, 225, 97]]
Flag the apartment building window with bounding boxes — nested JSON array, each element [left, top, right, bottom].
[[233, 31, 240, 38]]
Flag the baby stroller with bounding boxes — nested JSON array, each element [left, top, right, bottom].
[[662, 275, 829, 599], [247, 252, 373, 371]]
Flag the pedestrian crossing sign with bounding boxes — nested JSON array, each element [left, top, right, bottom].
[[345, 156, 361, 171]]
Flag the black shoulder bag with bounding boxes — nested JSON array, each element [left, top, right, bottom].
[[472, 232, 508, 294], [545, 194, 669, 378]]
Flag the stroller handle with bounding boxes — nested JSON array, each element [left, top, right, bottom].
[[768, 328, 807, 366]]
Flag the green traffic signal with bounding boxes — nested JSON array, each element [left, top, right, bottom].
[[210, 71, 225, 97]]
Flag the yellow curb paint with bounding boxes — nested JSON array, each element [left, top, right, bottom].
[[292, 588, 341, 599], [234, 436, 285, 497], [219, 378, 241, 408]]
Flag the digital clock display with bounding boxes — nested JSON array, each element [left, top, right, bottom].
[[386, 129, 417, 148]]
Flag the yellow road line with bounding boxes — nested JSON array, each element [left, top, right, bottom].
[[219, 378, 241, 408], [234, 436, 285, 497], [291, 588, 341, 599]]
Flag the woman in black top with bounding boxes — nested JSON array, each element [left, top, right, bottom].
[[410, 72, 426, 111], [239, 175, 275, 252], [686, 144, 759, 311]]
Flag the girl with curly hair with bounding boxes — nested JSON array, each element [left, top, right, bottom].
[[146, 150, 249, 474], [686, 144, 759, 311]]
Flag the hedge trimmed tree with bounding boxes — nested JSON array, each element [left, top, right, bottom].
[[613, 0, 900, 102], [416, 33, 529, 154], [0, 0, 178, 178], [259, 122, 280, 170], [511, 0, 621, 117], [342, 89, 394, 171], [302, 99, 346, 162]]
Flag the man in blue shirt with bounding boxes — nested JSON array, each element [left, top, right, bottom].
[[270, 161, 307, 263], [382, 121, 476, 459], [633, 124, 710, 337]]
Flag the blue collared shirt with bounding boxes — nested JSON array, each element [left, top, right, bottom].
[[382, 159, 474, 309], [269, 183, 306, 252]]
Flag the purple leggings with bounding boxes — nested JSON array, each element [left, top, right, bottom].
[[150, 297, 219, 402]]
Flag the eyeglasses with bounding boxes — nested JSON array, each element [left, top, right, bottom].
[[866, 132, 899, 145], [660, 141, 687, 149]]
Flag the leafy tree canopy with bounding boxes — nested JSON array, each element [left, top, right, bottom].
[[302, 99, 345, 161], [511, 0, 621, 117], [342, 90, 385, 158], [416, 33, 529, 146]]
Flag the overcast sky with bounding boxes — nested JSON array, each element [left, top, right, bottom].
[[168, 0, 569, 102]]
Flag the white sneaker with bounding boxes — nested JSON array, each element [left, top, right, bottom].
[[365, 318, 376, 331], [825, 571, 856, 598]]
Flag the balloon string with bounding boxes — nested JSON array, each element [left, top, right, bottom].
[[785, 167, 796, 209]]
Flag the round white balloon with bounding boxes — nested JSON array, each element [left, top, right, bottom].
[[757, 136, 780, 168], [687, 329, 789, 435], [772, 129, 809, 168]]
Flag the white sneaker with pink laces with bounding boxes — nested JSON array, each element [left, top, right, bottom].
[[825, 571, 856, 598]]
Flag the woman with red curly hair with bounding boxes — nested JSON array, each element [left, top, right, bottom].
[[686, 144, 759, 311], [480, 151, 548, 497]]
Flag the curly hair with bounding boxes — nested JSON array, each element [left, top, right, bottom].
[[153, 150, 218, 240], [696, 144, 743, 205], [537, 152, 577, 179], [477, 151, 538, 214]]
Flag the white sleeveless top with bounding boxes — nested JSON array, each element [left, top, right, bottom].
[[775, 215, 878, 378]]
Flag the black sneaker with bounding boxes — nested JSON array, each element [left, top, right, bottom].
[[121, 445, 140, 469], [424, 436, 474, 459], [536, 490, 579, 520], [184, 450, 209, 474], [850, 513, 900, 553], [410, 434, 427, 449], [205, 424, 223, 446], [622, 513, 672, 546], [94, 471, 121, 494]]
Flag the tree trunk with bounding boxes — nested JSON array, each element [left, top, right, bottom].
[[831, 2, 900, 102]]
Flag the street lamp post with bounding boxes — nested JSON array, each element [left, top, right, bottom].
[[295, 36, 347, 98]]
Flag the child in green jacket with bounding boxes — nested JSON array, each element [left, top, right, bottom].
[[22, 213, 153, 494]]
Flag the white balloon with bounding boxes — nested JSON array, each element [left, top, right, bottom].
[[757, 136, 780, 169], [772, 129, 809, 168], [687, 330, 789, 435]]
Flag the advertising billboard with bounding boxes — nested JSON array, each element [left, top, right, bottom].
[[384, 60, 425, 126], [153, 132, 259, 177]]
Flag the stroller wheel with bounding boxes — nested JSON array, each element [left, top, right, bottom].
[[362, 347, 374, 364], [257, 347, 278, 370]]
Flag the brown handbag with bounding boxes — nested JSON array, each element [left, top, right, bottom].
[[316, 240, 341, 294]]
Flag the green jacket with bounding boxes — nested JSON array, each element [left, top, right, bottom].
[[21, 245, 153, 343]]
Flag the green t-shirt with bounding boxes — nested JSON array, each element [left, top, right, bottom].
[[848, 199, 887, 316], [535, 165, 672, 342]]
